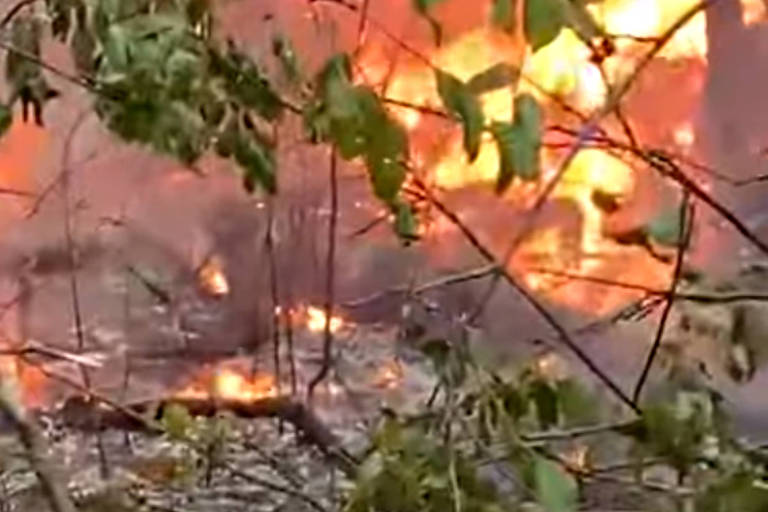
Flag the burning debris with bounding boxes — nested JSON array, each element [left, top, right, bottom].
[[196, 255, 230, 297], [175, 364, 278, 402], [304, 306, 344, 333]]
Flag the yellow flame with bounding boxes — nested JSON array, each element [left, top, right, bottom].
[[305, 306, 344, 333], [197, 256, 230, 297], [358, 0, 708, 312], [177, 368, 277, 401]]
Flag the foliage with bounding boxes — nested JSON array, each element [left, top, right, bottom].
[[491, 93, 542, 192], [5, 1, 768, 511], [0, 0, 556, 242]]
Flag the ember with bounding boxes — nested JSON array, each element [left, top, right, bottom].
[[197, 255, 230, 297]]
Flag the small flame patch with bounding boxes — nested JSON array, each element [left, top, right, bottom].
[[197, 255, 230, 297]]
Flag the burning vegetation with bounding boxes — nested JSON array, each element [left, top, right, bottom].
[[0, 0, 767, 510]]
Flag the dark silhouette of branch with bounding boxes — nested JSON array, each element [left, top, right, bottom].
[[633, 192, 694, 404], [0, 0, 36, 29], [265, 198, 282, 397], [644, 149, 768, 257], [343, 264, 497, 308], [467, 0, 709, 322], [308, 150, 339, 399], [529, 267, 768, 304], [412, 177, 639, 413]]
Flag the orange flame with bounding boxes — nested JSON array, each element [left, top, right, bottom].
[[356, 0, 714, 313], [176, 364, 277, 401], [305, 306, 344, 333], [197, 255, 230, 297]]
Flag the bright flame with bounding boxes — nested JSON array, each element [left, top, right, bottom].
[[588, 0, 707, 60], [742, 0, 767, 25], [358, 0, 703, 313], [305, 306, 344, 333], [176, 366, 277, 401], [197, 256, 229, 297], [673, 122, 695, 148]]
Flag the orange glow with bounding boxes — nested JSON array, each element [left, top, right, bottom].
[[176, 364, 277, 401], [0, 356, 50, 409], [588, 0, 707, 60], [673, 122, 695, 148], [305, 305, 344, 333], [197, 255, 230, 297], [742, 0, 767, 25], [373, 360, 403, 390], [355, 0, 708, 313], [0, 119, 48, 225]]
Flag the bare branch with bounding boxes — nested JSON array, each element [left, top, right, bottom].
[[633, 192, 694, 404], [0, 377, 76, 512], [308, 150, 339, 399]]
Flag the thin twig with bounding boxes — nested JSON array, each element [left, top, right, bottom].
[[522, 419, 639, 443], [528, 267, 768, 304], [643, 149, 768, 257], [633, 191, 694, 404], [413, 177, 639, 413], [308, 150, 339, 399], [343, 264, 497, 308], [467, 0, 709, 321], [265, 198, 282, 397], [0, 0, 36, 29]]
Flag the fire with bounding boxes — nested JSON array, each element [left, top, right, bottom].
[[356, 0, 720, 313], [373, 360, 403, 390], [176, 364, 277, 401], [743, 0, 767, 25], [673, 122, 696, 149], [197, 255, 229, 297], [305, 305, 344, 333]]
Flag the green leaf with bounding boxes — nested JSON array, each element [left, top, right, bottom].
[[72, 21, 97, 75], [435, 69, 484, 162], [644, 202, 687, 247], [0, 104, 12, 138], [102, 24, 130, 70], [232, 134, 276, 194], [525, 0, 566, 51], [556, 378, 599, 426], [394, 201, 419, 243], [161, 403, 194, 440], [368, 155, 405, 203], [491, 93, 542, 191], [562, 0, 605, 42], [413, 0, 446, 45], [534, 456, 578, 512], [318, 54, 357, 119], [466, 63, 520, 95], [491, 0, 517, 32], [530, 378, 559, 429], [272, 33, 302, 84]]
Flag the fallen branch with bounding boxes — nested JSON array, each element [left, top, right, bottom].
[[55, 394, 357, 475]]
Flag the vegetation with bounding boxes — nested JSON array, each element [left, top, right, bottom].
[[0, 0, 767, 511]]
